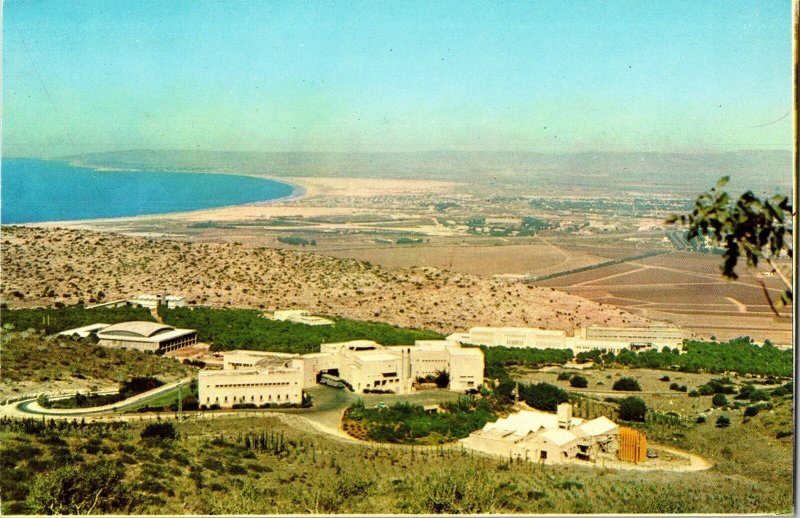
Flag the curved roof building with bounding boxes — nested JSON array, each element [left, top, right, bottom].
[[96, 320, 197, 353]]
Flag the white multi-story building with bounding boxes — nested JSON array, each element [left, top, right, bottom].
[[578, 325, 684, 348], [463, 327, 568, 349], [450, 324, 683, 353], [198, 357, 304, 408], [197, 339, 485, 406]]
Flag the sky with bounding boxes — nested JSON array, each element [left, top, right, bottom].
[[2, 0, 794, 157]]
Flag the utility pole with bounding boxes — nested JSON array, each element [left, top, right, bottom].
[[177, 385, 182, 421]]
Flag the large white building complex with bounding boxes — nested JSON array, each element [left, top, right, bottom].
[[198, 339, 484, 408], [449, 324, 684, 353], [461, 403, 647, 465]]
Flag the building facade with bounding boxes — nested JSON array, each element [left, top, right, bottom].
[[95, 321, 197, 353], [196, 339, 485, 406], [130, 294, 187, 309], [461, 404, 629, 465]]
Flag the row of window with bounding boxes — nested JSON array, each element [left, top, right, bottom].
[[207, 393, 295, 403], [213, 381, 291, 388]]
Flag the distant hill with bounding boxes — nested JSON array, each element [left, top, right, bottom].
[[63, 149, 792, 195]]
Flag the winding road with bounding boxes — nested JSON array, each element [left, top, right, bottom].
[[1, 381, 713, 472]]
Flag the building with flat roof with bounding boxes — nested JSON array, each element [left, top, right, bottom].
[[451, 324, 683, 353], [578, 325, 683, 348], [197, 339, 485, 406], [130, 294, 186, 309], [460, 403, 642, 465], [95, 321, 197, 353], [198, 357, 304, 408]]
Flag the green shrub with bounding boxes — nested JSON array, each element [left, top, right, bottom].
[[716, 415, 731, 428], [618, 397, 647, 422], [570, 375, 588, 388], [712, 394, 728, 407], [696, 415, 707, 423], [743, 406, 760, 418], [140, 422, 177, 440], [557, 372, 572, 381], [612, 377, 641, 391]]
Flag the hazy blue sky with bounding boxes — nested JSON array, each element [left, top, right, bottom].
[[2, 0, 793, 156]]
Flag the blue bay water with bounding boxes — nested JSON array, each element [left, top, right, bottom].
[[1, 158, 297, 224]]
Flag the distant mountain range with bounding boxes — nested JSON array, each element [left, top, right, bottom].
[[62, 149, 792, 195]]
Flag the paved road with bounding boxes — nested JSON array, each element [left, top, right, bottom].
[[1, 377, 193, 418]]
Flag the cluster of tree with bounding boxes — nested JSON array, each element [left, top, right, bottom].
[[575, 338, 791, 376], [346, 397, 496, 444], [480, 346, 573, 379], [160, 307, 443, 353], [492, 379, 569, 412], [1, 305, 154, 335], [277, 236, 317, 246], [415, 370, 450, 388], [618, 396, 647, 422]]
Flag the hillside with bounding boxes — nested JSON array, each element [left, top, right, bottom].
[[0, 331, 192, 401], [1, 226, 652, 334]]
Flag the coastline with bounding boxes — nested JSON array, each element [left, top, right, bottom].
[[4, 157, 312, 227]]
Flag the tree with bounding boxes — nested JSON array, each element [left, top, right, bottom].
[[25, 460, 136, 514], [521, 382, 569, 411], [618, 396, 647, 422], [667, 177, 793, 311], [612, 377, 641, 391], [712, 394, 728, 407], [716, 415, 731, 428], [141, 422, 177, 440], [570, 375, 588, 388]]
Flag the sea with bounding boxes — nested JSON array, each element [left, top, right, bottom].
[[1, 158, 297, 224]]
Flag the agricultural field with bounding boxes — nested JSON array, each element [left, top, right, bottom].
[[536, 251, 792, 345]]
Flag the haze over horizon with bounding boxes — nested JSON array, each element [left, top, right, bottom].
[[3, 1, 794, 157]]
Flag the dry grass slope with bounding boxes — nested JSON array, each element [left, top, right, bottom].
[[2, 226, 652, 333]]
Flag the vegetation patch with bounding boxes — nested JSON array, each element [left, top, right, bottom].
[[160, 307, 443, 353], [575, 338, 792, 376], [1, 306, 154, 336], [344, 397, 498, 444]]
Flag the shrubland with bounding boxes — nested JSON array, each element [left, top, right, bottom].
[[0, 407, 792, 515]]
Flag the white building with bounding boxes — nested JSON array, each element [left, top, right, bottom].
[[58, 323, 110, 338], [459, 327, 567, 349], [273, 309, 334, 326], [578, 325, 684, 348], [461, 403, 621, 465], [197, 339, 485, 406], [130, 294, 187, 309], [95, 321, 197, 353], [451, 324, 683, 353], [198, 354, 304, 408]]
